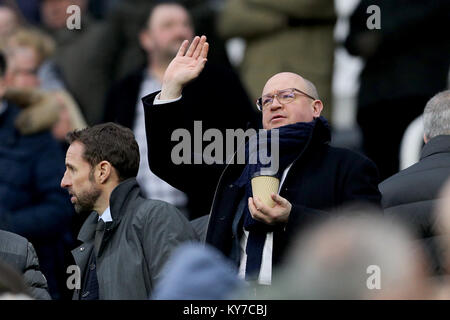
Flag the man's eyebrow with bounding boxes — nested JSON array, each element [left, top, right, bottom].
[[65, 163, 75, 170]]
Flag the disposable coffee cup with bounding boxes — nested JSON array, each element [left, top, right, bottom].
[[251, 172, 280, 208]]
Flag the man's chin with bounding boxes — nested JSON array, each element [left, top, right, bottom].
[[74, 204, 93, 215]]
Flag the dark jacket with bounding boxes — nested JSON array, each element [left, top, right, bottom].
[[379, 135, 450, 274], [345, 0, 450, 109], [0, 102, 75, 299], [143, 92, 381, 267], [0, 230, 51, 299], [71, 178, 197, 300], [105, 64, 260, 220]]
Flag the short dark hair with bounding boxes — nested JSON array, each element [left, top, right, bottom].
[[142, 1, 190, 31], [0, 51, 6, 78], [66, 123, 140, 182]]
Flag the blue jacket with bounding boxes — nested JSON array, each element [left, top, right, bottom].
[[0, 102, 74, 299]]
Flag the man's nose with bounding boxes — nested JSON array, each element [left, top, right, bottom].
[[60, 171, 70, 189], [269, 96, 283, 110]]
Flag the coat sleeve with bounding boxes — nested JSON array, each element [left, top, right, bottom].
[[140, 201, 198, 290], [24, 241, 52, 300], [142, 92, 229, 195]]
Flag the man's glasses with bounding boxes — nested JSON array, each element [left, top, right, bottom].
[[256, 88, 316, 111]]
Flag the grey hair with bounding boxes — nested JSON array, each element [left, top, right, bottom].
[[423, 90, 450, 140]]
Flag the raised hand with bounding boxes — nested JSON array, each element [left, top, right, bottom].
[[160, 35, 209, 100]]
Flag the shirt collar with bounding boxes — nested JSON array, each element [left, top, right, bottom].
[[98, 206, 113, 222]]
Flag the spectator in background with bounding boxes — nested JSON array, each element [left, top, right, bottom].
[[0, 230, 51, 299], [61, 123, 197, 299], [379, 90, 450, 276], [0, 5, 19, 43], [345, 0, 450, 181], [0, 51, 74, 299], [217, 0, 336, 120], [3, 27, 87, 143], [104, 2, 258, 220], [39, 0, 116, 125], [102, 0, 232, 83], [240, 212, 433, 299], [4, 27, 64, 90]]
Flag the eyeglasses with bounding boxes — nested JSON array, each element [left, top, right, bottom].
[[256, 88, 316, 111]]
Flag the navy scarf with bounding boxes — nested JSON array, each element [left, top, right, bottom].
[[234, 117, 329, 280]]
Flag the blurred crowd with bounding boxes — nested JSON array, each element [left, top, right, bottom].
[[0, 0, 449, 301]]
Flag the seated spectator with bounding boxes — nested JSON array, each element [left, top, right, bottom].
[[0, 51, 74, 299], [379, 90, 450, 275], [0, 230, 51, 299]]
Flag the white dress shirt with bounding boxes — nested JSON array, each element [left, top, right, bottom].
[[98, 206, 112, 222], [134, 76, 187, 207]]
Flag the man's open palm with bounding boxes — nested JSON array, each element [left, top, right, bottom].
[[161, 36, 209, 99]]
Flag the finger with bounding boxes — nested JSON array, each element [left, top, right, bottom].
[[271, 193, 288, 207], [186, 36, 200, 57], [176, 40, 189, 57], [200, 42, 209, 59], [248, 198, 265, 222], [194, 58, 207, 75], [193, 35, 207, 59], [253, 196, 270, 215]]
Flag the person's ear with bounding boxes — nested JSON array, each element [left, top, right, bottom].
[[139, 29, 153, 52], [312, 100, 323, 117], [96, 161, 112, 184]]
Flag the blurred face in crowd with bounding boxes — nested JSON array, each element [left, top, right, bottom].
[[5, 46, 40, 89], [261, 73, 323, 130], [140, 4, 194, 61], [41, 0, 87, 30], [61, 141, 102, 214], [0, 6, 19, 38], [0, 74, 5, 100]]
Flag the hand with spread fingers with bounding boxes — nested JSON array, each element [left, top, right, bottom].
[[248, 193, 292, 225], [160, 35, 209, 100]]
